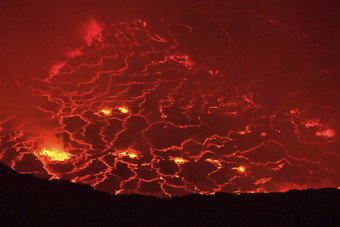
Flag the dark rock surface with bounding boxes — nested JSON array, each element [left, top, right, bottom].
[[0, 163, 339, 226]]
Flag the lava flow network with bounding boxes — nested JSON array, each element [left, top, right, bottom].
[[0, 19, 338, 197]]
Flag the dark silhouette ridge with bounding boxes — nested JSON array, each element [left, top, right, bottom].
[[0, 163, 339, 226]]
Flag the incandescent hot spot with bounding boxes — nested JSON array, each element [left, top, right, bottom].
[[118, 107, 129, 114], [100, 108, 112, 115], [35, 148, 71, 162]]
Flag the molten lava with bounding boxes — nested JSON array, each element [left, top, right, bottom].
[[0, 12, 338, 198], [173, 157, 187, 165], [118, 107, 129, 114], [100, 108, 112, 115], [233, 166, 246, 173], [35, 148, 71, 162]]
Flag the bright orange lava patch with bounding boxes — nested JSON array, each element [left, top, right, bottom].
[[35, 148, 71, 161], [118, 107, 129, 114], [233, 166, 246, 173], [115, 150, 138, 159], [173, 157, 187, 164], [101, 108, 112, 115]]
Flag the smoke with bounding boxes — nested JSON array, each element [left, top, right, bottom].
[[0, 0, 338, 133], [0, 0, 185, 131], [0, 1, 100, 130]]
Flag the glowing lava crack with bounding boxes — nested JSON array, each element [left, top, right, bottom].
[[0, 19, 338, 197]]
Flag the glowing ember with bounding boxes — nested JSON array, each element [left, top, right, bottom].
[[115, 150, 138, 159], [128, 153, 138, 158], [101, 108, 112, 115], [173, 157, 187, 165], [233, 166, 246, 173], [35, 148, 71, 162], [118, 107, 129, 114]]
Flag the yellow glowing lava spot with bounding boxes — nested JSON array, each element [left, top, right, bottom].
[[35, 148, 71, 161], [173, 157, 187, 164], [115, 190, 122, 195], [100, 108, 112, 115], [115, 150, 138, 159], [118, 106, 129, 114], [128, 153, 138, 158], [233, 166, 246, 173]]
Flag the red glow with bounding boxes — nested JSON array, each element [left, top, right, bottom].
[[315, 129, 336, 138], [49, 62, 66, 78], [0, 4, 339, 198], [66, 49, 82, 58], [83, 20, 103, 46]]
